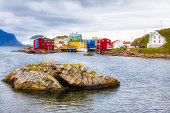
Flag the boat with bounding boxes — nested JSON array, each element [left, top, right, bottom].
[[77, 47, 87, 52]]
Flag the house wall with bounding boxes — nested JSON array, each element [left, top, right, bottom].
[[34, 38, 54, 50], [68, 41, 86, 49], [86, 40, 96, 48], [97, 38, 112, 50], [147, 31, 166, 48], [63, 38, 70, 45], [113, 41, 123, 48], [69, 35, 82, 41]]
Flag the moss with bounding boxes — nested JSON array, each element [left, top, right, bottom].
[[63, 64, 68, 68], [25, 64, 40, 71], [42, 73, 52, 79]]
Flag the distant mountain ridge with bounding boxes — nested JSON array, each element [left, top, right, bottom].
[[0, 29, 21, 45]]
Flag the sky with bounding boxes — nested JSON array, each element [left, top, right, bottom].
[[0, 0, 170, 44]]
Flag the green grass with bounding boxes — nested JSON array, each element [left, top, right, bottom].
[[131, 34, 149, 47]]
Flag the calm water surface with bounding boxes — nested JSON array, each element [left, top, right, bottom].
[[0, 47, 170, 113]]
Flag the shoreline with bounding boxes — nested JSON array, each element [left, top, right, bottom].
[[16, 46, 170, 59], [96, 50, 170, 59]]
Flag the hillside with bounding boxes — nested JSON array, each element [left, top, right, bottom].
[[131, 34, 149, 47], [131, 28, 170, 54], [132, 28, 170, 48], [0, 29, 21, 45], [158, 28, 170, 49]]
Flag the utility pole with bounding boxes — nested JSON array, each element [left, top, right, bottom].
[[161, 19, 162, 29]]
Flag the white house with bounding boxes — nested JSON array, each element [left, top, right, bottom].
[[111, 40, 123, 48], [30, 35, 44, 45], [147, 30, 166, 48], [54, 38, 64, 48], [63, 38, 70, 45]]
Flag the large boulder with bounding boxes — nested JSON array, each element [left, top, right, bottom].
[[3, 66, 63, 91], [3, 62, 120, 91]]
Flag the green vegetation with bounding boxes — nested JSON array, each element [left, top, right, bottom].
[[52, 35, 68, 40], [25, 64, 39, 70], [158, 28, 170, 49], [131, 34, 149, 47], [109, 48, 127, 52], [131, 28, 170, 54], [129, 48, 170, 54]]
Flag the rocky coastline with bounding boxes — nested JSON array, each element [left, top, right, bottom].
[[97, 49, 170, 59], [2, 62, 120, 91], [17, 46, 59, 54]]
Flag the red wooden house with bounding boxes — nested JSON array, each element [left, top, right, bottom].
[[97, 38, 112, 50], [34, 38, 54, 50]]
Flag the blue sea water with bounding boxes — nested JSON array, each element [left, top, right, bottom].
[[0, 46, 170, 113]]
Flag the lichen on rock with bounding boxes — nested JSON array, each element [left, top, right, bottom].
[[3, 62, 120, 91]]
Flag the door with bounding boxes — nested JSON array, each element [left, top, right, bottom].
[[35, 40, 38, 49]]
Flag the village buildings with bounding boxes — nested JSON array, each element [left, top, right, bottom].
[[34, 37, 54, 50], [30, 35, 44, 46], [54, 38, 64, 48], [97, 38, 112, 50], [69, 33, 82, 41], [123, 41, 131, 47]]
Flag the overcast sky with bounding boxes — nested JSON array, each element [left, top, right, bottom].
[[0, 0, 170, 43]]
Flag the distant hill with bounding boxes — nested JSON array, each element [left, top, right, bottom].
[[0, 29, 21, 46]]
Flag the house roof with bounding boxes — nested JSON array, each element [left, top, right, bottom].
[[123, 41, 131, 44], [30, 35, 44, 39], [112, 40, 119, 43], [43, 37, 53, 41], [58, 39, 63, 41], [69, 34, 81, 37], [149, 32, 155, 37]]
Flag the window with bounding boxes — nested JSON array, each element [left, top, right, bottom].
[[159, 40, 161, 43], [154, 36, 156, 39], [154, 40, 156, 43], [159, 36, 161, 39]]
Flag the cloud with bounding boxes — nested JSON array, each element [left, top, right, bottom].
[[0, 0, 170, 43]]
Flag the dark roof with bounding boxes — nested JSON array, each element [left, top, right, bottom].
[[43, 37, 53, 41], [30, 35, 44, 39]]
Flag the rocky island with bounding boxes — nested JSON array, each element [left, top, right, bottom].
[[17, 46, 59, 54], [2, 62, 120, 91]]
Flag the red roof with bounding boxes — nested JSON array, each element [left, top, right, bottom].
[[111, 40, 119, 43]]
